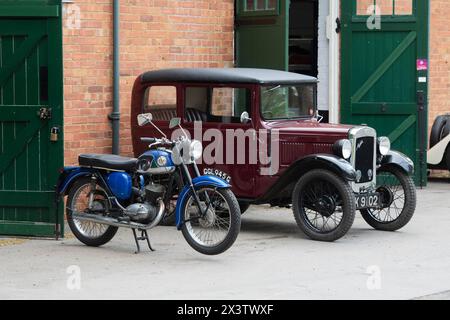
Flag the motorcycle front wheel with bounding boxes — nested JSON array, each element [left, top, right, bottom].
[[181, 187, 241, 255]]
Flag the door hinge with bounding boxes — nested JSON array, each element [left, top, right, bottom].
[[38, 107, 52, 120], [335, 18, 341, 33]]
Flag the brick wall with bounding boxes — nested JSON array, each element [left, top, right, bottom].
[[63, 0, 234, 165], [429, 0, 450, 135]]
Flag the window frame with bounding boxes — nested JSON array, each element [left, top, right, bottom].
[[182, 84, 254, 124], [141, 84, 179, 122], [353, 0, 417, 21], [236, 0, 280, 18], [259, 83, 318, 122]]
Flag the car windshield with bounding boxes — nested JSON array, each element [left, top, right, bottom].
[[261, 84, 316, 120]]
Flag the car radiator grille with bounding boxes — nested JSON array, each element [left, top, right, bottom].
[[354, 137, 375, 183]]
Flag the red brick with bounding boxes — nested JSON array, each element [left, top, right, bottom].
[[63, 0, 234, 165]]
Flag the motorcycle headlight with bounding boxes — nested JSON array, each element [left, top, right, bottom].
[[378, 136, 391, 156], [333, 139, 352, 160], [189, 140, 202, 160]]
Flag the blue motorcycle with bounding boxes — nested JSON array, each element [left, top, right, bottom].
[[56, 114, 241, 255]]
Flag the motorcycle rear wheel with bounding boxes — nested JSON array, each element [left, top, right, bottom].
[[66, 177, 118, 247], [181, 187, 241, 255]]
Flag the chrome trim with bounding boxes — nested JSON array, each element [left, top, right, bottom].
[[349, 126, 377, 193], [72, 199, 165, 230]]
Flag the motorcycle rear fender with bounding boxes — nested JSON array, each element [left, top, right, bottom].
[[175, 175, 230, 230], [56, 167, 97, 197]]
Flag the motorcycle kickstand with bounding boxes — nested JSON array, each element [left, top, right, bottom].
[[132, 228, 155, 254]]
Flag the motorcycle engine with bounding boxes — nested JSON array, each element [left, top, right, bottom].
[[124, 183, 165, 223], [124, 203, 157, 223], [145, 183, 165, 203]]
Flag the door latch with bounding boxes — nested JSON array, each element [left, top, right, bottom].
[[50, 127, 60, 142], [38, 107, 52, 120]]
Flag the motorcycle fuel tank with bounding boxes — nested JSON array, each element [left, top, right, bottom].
[[106, 172, 133, 200], [138, 150, 175, 175]]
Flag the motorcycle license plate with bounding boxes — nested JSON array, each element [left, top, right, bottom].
[[355, 193, 380, 210]]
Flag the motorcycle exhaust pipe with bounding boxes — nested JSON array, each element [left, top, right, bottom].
[[72, 200, 165, 230]]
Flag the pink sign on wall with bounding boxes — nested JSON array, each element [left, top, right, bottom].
[[417, 59, 428, 71]]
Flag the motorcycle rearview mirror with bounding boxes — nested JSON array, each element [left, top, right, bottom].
[[240, 111, 251, 124], [137, 113, 152, 126], [170, 117, 189, 139], [138, 113, 167, 138], [169, 117, 181, 129]]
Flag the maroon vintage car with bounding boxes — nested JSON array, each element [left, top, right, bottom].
[[131, 68, 416, 242]]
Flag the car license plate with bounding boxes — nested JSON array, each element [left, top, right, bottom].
[[355, 193, 380, 210]]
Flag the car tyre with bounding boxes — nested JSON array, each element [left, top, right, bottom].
[[430, 115, 450, 148], [360, 166, 416, 231], [292, 169, 356, 242]]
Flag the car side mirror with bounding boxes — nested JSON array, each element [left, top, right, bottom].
[[315, 110, 324, 123], [137, 113, 153, 126], [169, 117, 181, 129], [240, 111, 251, 124]]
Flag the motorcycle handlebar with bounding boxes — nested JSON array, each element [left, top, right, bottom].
[[141, 137, 175, 147], [140, 137, 157, 143]]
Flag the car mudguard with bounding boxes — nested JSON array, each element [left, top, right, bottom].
[[175, 175, 230, 229], [379, 150, 414, 175], [257, 154, 356, 203]]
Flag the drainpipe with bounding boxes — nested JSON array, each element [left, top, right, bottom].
[[109, 0, 120, 154]]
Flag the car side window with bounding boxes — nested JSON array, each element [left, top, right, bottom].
[[185, 87, 208, 122], [210, 87, 251, 123], [185, 87, 251, 123], [143, 86, 177, 121]]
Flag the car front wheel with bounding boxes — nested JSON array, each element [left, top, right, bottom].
[[292, 169, 356, 242], [360, 166, 416, 231]]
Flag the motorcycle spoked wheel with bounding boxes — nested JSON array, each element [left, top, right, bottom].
[[181, 187, 241, 255], [66, 177, 118, 247]]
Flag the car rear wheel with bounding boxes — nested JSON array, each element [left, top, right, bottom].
[[292, 169, 356, 242]]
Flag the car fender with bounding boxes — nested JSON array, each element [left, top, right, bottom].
[[175, 175, 230, 229], [379, 150, 414, 175], [427, 134, 450, 165], [258, 154, 356, 203]]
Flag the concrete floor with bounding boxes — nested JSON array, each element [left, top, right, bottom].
[[1, 181, 450, 300]]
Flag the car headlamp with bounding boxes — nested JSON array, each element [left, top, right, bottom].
[[333, 139, 352, 160], [377, 136, 391, 156]]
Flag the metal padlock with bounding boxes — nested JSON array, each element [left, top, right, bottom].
[[50, 127, 59, 142]]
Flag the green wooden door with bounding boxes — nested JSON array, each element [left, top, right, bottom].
[[235, 0, 290, 70], [341, 0, 429, 186], [0, 1, 64, 237]]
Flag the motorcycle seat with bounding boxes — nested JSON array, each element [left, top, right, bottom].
[[79, 154, 138, 171]]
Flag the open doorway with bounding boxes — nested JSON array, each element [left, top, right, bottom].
[[289, 0, 318, 77]]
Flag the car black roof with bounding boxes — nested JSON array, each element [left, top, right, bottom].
[[140, 68, 317, 85]]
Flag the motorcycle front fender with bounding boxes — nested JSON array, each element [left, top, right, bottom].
[[175, 175, 230, 230]]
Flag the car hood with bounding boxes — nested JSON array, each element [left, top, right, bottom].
[[264, 120, 353, 138]]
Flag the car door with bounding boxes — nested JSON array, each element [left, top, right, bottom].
[[182, 85, 258, 199]]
